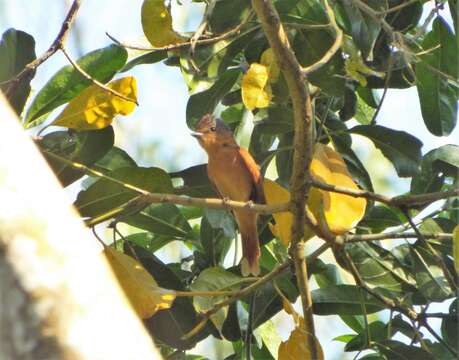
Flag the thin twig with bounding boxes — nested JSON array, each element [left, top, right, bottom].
[[302, 0, 343, 75], [60, 47, 138, 105], [343, 231, 452, 243], [2, 0, 81, 93], [370, 52, 394, 125], [379, 0, 424, 15], [251, 0, 318, 358], [106, 17, 254, 52]]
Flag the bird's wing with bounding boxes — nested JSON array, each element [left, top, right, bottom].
[[238, 147, 265, 204]]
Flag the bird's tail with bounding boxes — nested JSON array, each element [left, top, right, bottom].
[[237, 212, 261, 277]]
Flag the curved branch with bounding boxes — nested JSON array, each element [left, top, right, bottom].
[[302, 0, 343, 75]]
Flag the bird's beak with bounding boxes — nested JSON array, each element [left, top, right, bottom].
[[191, 132, 203, 139]]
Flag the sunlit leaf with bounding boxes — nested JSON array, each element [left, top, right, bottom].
[[453, 225, 459, 275], [141, 0, 185, 47], [310, 144, 367, 234], [263, 179, 315, 245], [52, 77, 137, 130], [104, 246, 176, 319], [278, 318, 324, 360], [24, 44, 127, 127], [264, 144, 366, 244], [242, 63, 272, 110], [260, 48, 280, 82]]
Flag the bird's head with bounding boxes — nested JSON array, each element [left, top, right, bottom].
[[192, 114, 237, 152]]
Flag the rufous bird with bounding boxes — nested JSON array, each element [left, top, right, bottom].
[[192, 114, 265, 276]]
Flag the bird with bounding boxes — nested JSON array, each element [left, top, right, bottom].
[[192, 114, 265, 276]]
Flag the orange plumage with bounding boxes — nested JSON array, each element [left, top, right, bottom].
[[192, 114, 265, 276]]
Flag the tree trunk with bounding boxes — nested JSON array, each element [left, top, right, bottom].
[[0, 94, 161, 360]]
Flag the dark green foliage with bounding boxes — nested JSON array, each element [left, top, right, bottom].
[[0, 28, 36, 115]]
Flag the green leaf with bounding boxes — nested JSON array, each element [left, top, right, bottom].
[[312, 285, 385, 315], [416, 17, 458, 136], [374, 340, 434, 360], [126, 203, 192, 239], [409, 243, 453, 302], [199, 216, 232, 268], [345, 321, 386, 352], [351, 125, 423, 177], [346, 242, 417, 299], [131, 246, 211, 349], [25, 45, 128, 127], [190, 267, 243, 332], [333, 136, 374, 192], [208, 0, 250, 33], [170, 164, 217, 198], [94, 146, 137, 172], [358, 205, 402, 233], [454, 226, 459, 276], [442, 299, 458, 351], [75, 167, 173, 217], [38, 127, 114, 187], [121, 50, 167, 72], [355, 92, 376, 125], [411, 144, 459, 194], [186, 68, 240, 128], [0, 28, 36, 115], [341, 0, 387, 58]]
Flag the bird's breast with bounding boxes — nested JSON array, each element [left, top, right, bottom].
[[207, 151, 253, 202]]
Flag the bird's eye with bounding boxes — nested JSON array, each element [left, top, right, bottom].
[[210, 126, 216, 132]]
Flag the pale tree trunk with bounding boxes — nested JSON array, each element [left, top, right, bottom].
[[0, 94, 162, 360]]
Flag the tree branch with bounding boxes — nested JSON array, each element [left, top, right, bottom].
[[251, 0, 318, 358], [1, 0, 81, 94], [302, 0, 343, 75], [106, 16, 257, 52], [309, 178, 459, 207]]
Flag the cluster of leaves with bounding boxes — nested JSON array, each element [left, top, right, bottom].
[[1, 0, 458, 359]]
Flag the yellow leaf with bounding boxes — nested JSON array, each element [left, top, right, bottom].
[[454, 225, 459, 275], [242, 63, 272, 110], [52, 77, 137, 130], [278, 317, 324, 360], [310, 144, 367, 235], [260, 48, 280, 82], [141, 0, 185, 47], [264, 144, 366, 244], [104, 247, 175, 319], [263, 179, 315, 245]]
